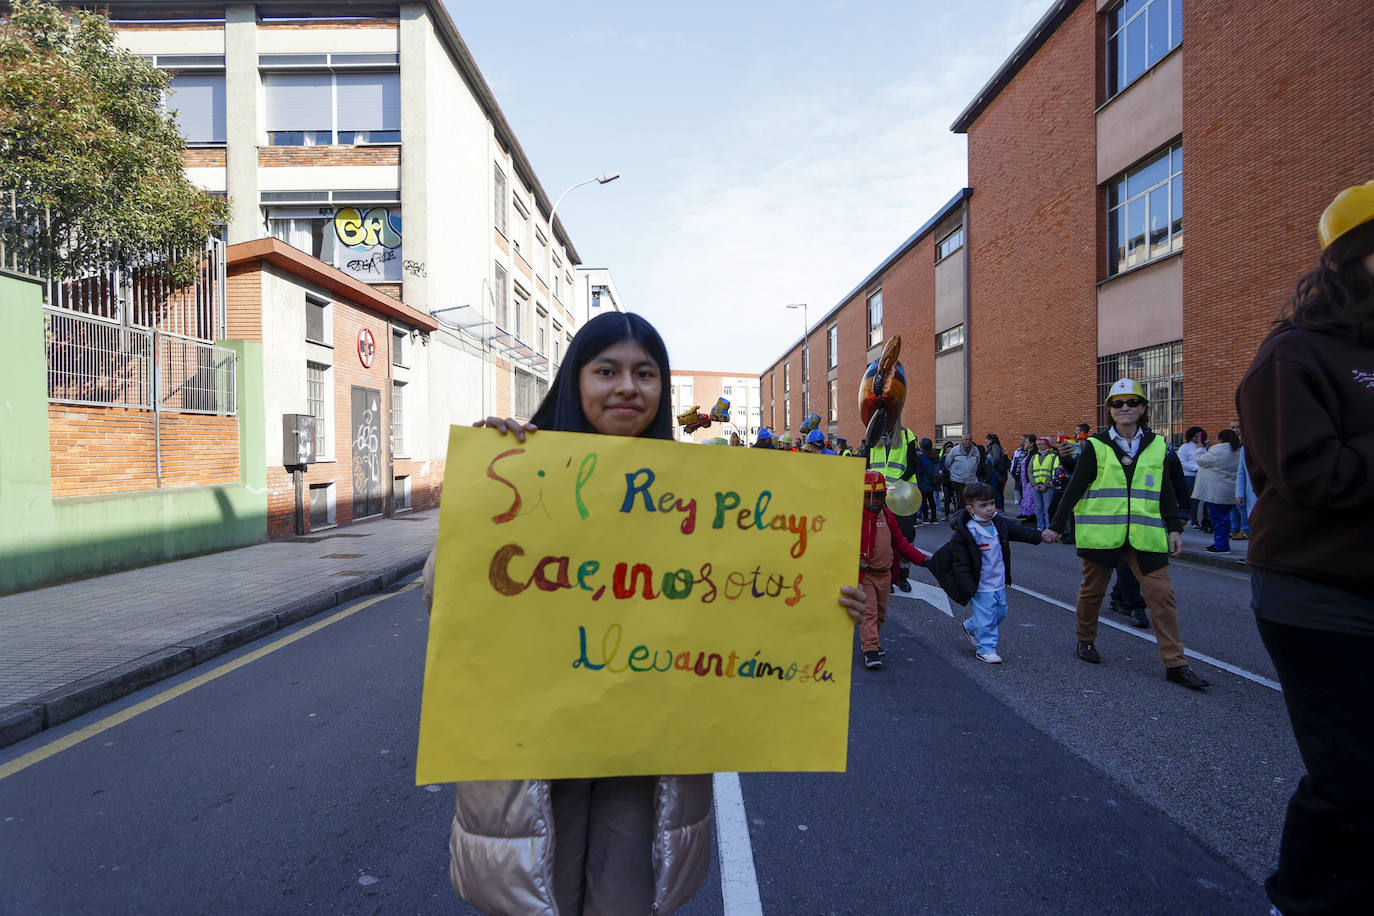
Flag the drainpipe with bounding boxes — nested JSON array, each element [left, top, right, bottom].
[[152, 327, 163, 487], [385, 318, 395, 518], [962, 194, 972, 434]]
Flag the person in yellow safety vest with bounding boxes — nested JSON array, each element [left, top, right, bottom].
[[1027, 437, 1059, 530], [868, 424, 921, 592], [1042, 379, 1211, 690]]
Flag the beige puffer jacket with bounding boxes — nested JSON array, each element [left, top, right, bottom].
[[422, 550, 714, 915]]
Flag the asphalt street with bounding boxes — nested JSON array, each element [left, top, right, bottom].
[[0, 545, 1282, 913]]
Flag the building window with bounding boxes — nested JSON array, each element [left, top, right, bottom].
[[1097, 340, 1183, 442], [514, 368, 548, 418], [552, 321, 562, 365], [394, 475, 412, 511], [783, 361, 790, 395], [828, 379, 838, 422], [867, 289, 883, 347], [164, 73, 226, 145], [392, 328, 408, 367], [937, 226, 964, 261], [1107, 0, 1183, 98], [306, 361, 333, 459], [309, 481, 336, 528], [784, 400, 791, 432], [305, 295, 329, 343], [269, 206, 402, 282], [936, 324, 965, 353], [935, 423, 964, 442], [493, 262, 509, 328], [827, 325, 838, 368], [513, 285, 529, 340], [512, 197, 530, 260], [264, 71, 400, 145], [391, 381, 406, 457], [493, 165, 508, 237], [535, 307, 547, 354], [1108, 144, 1182, 275], [723, 385, 733, 397]]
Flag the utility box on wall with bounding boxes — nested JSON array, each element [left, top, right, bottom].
[[282, 413, 318, 466]]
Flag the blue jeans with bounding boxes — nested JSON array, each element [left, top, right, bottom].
[[1230, 502, 1249, 533], [1031, 487, 1054, 530], [1207, 502, 1231, 550], [965, 588, 1008, 654]]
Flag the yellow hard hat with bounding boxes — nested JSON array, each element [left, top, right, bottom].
[[1318, 181, 1374, 251], [1104, 378, 1147, 405]]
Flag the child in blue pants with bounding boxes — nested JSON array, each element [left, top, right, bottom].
[[926, 482, 1043, 664]]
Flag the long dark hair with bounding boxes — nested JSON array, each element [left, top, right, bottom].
[[1283, 225, 1374, 345], [1217, 429, 1239, 451], [529, 312, 674, 440]]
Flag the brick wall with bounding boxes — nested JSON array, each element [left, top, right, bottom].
[[48, 405, 238, 497], [258, 146, 401, 168], [258, 18, 397, 30], [226, 264, 263, 341], [835, 292, 867, 445], [966, 1, 1099, 443], [184, 148, 227, 168], [1181, 0, 1372, 436]]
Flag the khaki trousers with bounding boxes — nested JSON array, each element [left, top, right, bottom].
[[859, 568, 891, 653], [1075, 547, 1186, 668]]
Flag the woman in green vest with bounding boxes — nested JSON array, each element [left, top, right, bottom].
[[1042, 379, 1210, 690]]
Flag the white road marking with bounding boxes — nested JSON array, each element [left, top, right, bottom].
[[713, 771, 764, 915], [900, 581, 953, 618], [1009, 584, 1281, 692]]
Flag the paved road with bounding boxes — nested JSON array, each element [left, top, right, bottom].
[[0, 552, 1281, 913]]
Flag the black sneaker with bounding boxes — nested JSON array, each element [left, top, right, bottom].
[[1077, 640, 1101, 664], [1109, 597, 1127, 616], [863, 651, 883, 670], [876, 646, 887, 658], [895, 578, 912, 593], [1204, 546, 1232, 554], [1129, 607, 1150, 629]]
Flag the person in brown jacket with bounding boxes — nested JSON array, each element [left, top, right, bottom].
[[1237, 180, 1374, 916]]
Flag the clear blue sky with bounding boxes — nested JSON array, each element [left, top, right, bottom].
[[444, 0, 1049, 372]]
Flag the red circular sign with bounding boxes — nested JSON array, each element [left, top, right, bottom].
[[357, 328, 376, 368]]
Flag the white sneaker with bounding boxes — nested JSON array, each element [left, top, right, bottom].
[[976, 651, 1003, 664]]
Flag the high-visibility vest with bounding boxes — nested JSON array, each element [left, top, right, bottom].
[[868, 428, 918, 484], [1030, 451, 1059, 485], [1074, 436, 1169, 553]]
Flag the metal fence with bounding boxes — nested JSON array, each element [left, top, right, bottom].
[[3, 192, 226, 340], [45, 308, 236, 415]]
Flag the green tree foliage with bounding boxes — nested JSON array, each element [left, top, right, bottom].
[[0, 0, 227, 281]]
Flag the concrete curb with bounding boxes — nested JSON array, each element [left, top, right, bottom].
[[0, 555, 426, 754], [1175, 550, 1250, 572]]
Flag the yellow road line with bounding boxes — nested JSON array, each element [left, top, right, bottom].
[[0, 582, 419, 782]]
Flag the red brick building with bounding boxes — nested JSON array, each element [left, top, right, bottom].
[[225, 238, 439, 538], [763, 0, 1369, 447]]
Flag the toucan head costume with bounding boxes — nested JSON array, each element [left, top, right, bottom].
[[858, 336, 906, 450]]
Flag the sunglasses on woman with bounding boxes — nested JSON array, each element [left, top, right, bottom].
[[1107, 398, 1144, 408]]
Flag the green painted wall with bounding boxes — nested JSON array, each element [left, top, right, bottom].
[[0, 273, 268, 593]]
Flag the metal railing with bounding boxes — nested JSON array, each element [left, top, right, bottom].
[[3, 191, 226, 341], [45, 308, 236, 415]]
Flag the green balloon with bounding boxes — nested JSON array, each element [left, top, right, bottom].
[[886, 480, 921, 516]]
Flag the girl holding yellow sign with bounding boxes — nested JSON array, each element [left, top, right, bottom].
[[431, 312, 867, 915]]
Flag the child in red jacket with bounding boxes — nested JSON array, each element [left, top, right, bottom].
[[859, 470, 929, 670]]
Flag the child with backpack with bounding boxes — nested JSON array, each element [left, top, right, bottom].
[[925, 482, 1043, 664]]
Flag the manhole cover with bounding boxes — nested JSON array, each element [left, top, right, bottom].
[[323, 553, 364, 559]]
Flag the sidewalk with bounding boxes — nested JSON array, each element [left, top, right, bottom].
[[0, 503, 1249, 753], [0, 509, 439, 750]]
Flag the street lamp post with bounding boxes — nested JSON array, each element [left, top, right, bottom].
[[548, 172, 619, 334], [785, 302, 808, 427]]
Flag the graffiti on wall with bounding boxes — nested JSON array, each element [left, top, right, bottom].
[[335, 207, 402, 282]]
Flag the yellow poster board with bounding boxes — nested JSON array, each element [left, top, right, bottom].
[[416, 427, 864, 784]]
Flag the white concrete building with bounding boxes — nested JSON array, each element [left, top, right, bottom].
[[108, 0, 583, 457], [574, 266, 625, 326]]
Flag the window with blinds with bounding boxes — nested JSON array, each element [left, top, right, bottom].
[[165, 73, 226, 144], [265, 71, 399, 146]]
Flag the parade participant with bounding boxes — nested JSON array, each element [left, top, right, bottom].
[[1237, 180, 1374, 916], [430, 311, 870, 915], [916, 438, 938, 524], [837, 437, 854, 457], [1193, 428, 1241, 553], [858, 469, 930, 670], [1177, 426, 1208, 530], [927, 481, 1043, 664], [1043, 379, 1210, 690], [752, 427, 776, 449], [868, 422, 922, 591], [805, 429, 838, 454], [1027, 437, 1059, 530], [943, 434, 982, 508]]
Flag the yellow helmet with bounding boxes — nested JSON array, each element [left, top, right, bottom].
[[1318, 181, 1374, 251], [1104, 378, 1147, 406]]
